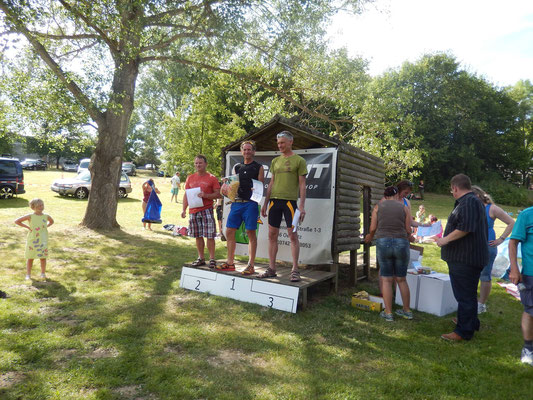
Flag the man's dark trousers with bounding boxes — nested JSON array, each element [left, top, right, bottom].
[[447, 261, 482, 339]]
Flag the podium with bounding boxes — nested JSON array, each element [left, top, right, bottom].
[[180, 261, 337, 313]]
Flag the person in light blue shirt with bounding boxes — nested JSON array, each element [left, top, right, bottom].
[[509, 206, 533, 366]]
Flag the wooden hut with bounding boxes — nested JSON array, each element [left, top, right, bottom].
[[222, 115, 385, 289]]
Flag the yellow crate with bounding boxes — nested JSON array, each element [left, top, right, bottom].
[[351, 295, 383, 312]]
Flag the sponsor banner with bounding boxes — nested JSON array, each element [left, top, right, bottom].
[[223, 148, 337, 264]]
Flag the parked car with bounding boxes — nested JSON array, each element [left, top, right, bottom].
[[122, 162, 137, 176], [144, 163, 157, 170], [62, 159, 78, 172], [51, 170, 132, 199], [157, 170, 172, 177], [77, 158, 91, 174], [21, 159, 47, 170], [0, 157, 25, 199]]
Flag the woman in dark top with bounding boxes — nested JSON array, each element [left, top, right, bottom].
[[365, 186, 413, 322]]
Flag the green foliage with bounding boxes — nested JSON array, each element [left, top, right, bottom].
[[0, 50, 95, 163], [353, 53, 527, 186], [476, 177, 530, 207]]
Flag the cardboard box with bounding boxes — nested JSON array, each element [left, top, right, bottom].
[[352, 294, 384, 312], [395, 271, 420, 309], [417, 274, 458, 316]]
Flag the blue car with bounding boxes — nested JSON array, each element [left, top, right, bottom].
[[0, 157, 25, 199]]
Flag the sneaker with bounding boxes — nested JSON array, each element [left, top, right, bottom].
[[477, 302, 487, 314], [521, 347, 533, 366], [25, 275, 31, 280], [395, 309, 413, 320], [40, 273, 47, 279], [379, 311, 394, 322]]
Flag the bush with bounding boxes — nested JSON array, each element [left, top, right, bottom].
[[475, 178, 529, 207]]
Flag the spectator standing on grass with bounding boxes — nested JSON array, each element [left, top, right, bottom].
[[142, 179, 160, 230], [170, 172, 181, 203], [181, 155, 220, 269], [436, 174, 488, 342], [14, 198, 54, 280], [471, 186, 515, 314], [365, 186, 413, 322], [418, 179, 425, 200], [509, 205, 533, 366], [260, 131, 307, 282], [215, 196, 225, 241]]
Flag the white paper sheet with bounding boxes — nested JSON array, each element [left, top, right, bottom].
[[292, 209, 301, 232], [250, 179, 263, 203], [186, 187, 204, 208], [417, 221, 442, 237]]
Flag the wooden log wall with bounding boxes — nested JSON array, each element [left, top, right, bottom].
[[333, 144, 385, 254]]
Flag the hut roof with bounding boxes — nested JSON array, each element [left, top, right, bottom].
[[222, 114, 342, 152]]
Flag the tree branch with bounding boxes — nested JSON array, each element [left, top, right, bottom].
[[57, 0, 119, 55], [140, 31, 213, 52], [29, 31, 101, 40], [56, 41, 99, 59], [143, 0, 221, 25], [139, 55, 348, 133], [0, 1, 105, 125]]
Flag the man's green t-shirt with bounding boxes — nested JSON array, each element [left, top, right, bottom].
[[270, 154, 307, 201]]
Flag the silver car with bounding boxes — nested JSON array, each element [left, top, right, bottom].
[[51, 170, 132, 199]]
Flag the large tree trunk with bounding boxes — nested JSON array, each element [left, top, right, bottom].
[[81, 60, 139, 230]]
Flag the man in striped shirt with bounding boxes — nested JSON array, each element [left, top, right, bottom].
[[436, 174, 488, 341]]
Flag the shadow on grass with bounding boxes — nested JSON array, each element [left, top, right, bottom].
[[0, 197, 29, 208], [2, 226, 529, 399]]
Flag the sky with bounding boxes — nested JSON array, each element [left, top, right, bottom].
[[328, 0, 533, 87]]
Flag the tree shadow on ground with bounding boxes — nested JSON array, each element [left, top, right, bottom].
[[0, 197, 29, 208]]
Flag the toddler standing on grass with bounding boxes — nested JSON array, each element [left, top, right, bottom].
[[15, 198, 54, 280]]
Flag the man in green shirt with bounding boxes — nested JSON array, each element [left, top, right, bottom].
[[260, 131, 307, 282]]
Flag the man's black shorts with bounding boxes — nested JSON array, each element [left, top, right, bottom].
[[268, 199, 297, 229]]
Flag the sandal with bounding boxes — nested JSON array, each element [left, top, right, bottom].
[[191, 258, 206, 267], [242, 264, 255, 275], [290, 270, 301, 282], [209, 259, 217, 269], [258, 267, 277, 279], [215, 262, 235, 271]]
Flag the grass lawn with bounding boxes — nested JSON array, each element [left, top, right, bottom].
[[0, 170, 530, 399]]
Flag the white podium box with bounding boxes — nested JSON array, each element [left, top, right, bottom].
[[180, 267, 300, 313], [395, 271, 420, 309], [417, 274, 458, 316]]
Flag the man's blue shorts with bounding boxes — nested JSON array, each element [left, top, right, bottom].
[[226, 201, 259, 231]]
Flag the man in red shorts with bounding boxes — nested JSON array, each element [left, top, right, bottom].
[[182, 155, 221, 269]]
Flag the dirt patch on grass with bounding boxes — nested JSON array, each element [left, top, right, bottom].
[[113, 385, 156, 400], [0, 371, 25, 388], [56, 349, 78, 360], [85, 347, 119, 359], [8, 284, 39, 292]]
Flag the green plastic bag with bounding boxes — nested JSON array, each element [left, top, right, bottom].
[[234, 204, 261, 244]]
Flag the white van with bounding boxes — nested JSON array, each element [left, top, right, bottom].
[[77, 158, 91, 174]]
